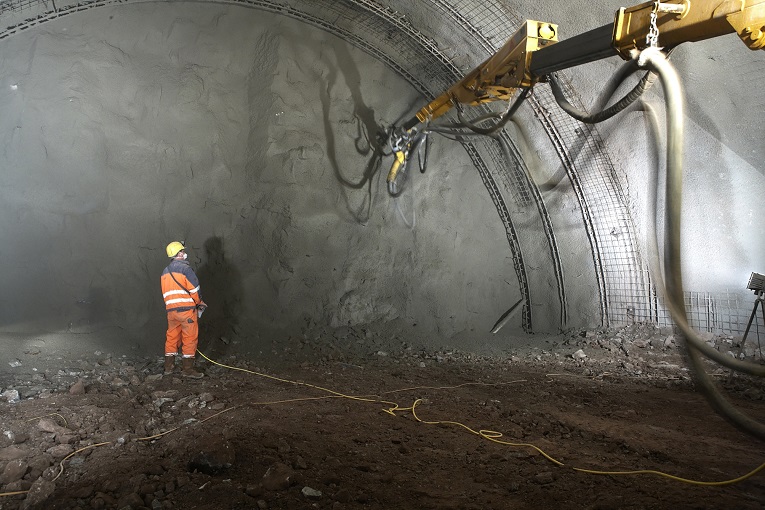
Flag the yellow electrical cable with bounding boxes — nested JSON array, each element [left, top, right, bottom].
[[0, 441, 124, 497], [404, 398, 564, 466], [2, 351, 762, 501], [0, 414, 82, 497], [52, 443, 111, 482], [571, 464, 765, 487], [200, 349, 765, 487], [26, 413, 68, 427], [197, 350, 401, 408], [402, 397, 765, 486]]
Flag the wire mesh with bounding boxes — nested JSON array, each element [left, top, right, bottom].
[[651, 290, 756, 336], [0, 0, 48, 14], [529, 74, 652, 328], [0, 0, 747, 335]]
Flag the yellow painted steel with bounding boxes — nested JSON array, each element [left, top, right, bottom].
[[613, 0, 765, 58]]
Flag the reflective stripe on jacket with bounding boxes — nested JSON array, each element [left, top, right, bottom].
[[161, 260, 202, 312]]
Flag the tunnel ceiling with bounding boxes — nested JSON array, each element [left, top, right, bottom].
[[2, 0, 762, 171], [0, 0, 762, 341]]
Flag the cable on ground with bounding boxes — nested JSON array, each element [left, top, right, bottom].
[[197, 349, 765, 487], [2, 348, 763, 500]]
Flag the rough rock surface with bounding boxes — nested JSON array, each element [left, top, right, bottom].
[[1, 324, 764, 509], [0, 2, 519, 357]]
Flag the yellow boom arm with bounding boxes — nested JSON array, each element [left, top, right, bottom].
[[390, 0, 765, 177]]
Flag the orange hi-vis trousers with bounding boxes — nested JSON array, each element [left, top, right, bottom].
[[165, 309, 198, 358]]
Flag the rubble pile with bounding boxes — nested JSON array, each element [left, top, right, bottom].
[[0, 323, 763, 508], [285, 322, 763, 387]]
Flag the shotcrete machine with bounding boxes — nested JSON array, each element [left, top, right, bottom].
[[385, 0, 765, 440], [387, 0, 764, 185]]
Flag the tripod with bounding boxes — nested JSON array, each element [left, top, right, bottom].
[[739, 289, 765, 360]]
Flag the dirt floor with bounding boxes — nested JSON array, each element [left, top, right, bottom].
[[1, 324, 765, 509]]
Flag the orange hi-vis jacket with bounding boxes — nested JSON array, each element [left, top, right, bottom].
[[161, 259, 203, 312]]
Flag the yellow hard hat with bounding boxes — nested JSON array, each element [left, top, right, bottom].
[[166, 241, 185, 258]]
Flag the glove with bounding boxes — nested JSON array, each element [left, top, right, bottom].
[[197, 304, 207, 318]]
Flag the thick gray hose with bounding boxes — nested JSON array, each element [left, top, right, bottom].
[[640, 47, 765, 440]]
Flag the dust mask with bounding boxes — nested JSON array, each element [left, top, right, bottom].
[[182, 252, 188, 261]]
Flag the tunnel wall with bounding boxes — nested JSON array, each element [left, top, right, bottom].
[[0, 3, 522, 353], [0, 0, 762, 352], [540, 4, 765, 332], [0, 0, 611, 346], [498, 0, 765, 333]]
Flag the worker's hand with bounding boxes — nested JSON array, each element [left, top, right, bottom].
[[197, 303, 207, 318]]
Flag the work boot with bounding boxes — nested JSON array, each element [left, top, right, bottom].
[[163, 355, 176, 376], [181, 357, 204, 379]]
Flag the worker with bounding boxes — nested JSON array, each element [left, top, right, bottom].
[[161, 241, 207, 378]]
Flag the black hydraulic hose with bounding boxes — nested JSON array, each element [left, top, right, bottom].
[[640, 47, 765, 441], [548, 62, 657, 124], [426, 116, 511, 139], [456, 87, 531, 135]]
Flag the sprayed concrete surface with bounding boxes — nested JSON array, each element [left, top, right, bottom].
[[0, 4, 529, 361], [0, 1, 764, 508], [0, 0, 762, 360]]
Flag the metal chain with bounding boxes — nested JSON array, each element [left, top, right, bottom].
[[646, 9, 660, 47]]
